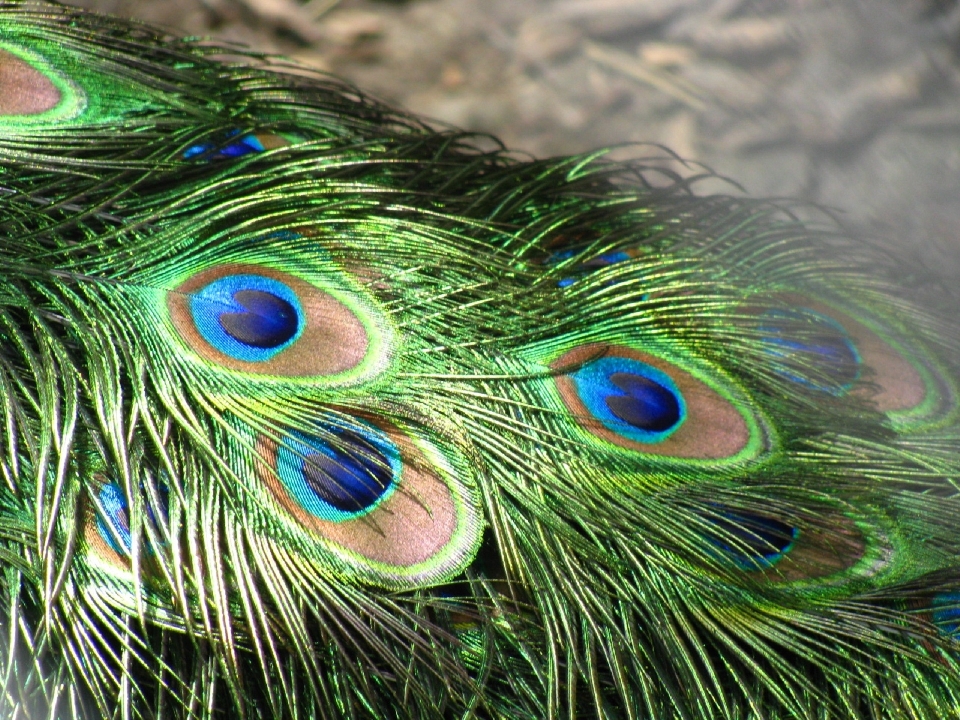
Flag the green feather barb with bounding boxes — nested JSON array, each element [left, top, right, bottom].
[[2, 2, 960, 719]]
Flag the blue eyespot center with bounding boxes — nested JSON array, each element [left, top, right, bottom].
[[605, 372, 682, 432], [932, 593, 960, 638], [759, 308, 861, 394], [183, 131, 266, 160], [190, 274, 304, 363], [570, 356, 686, 443], [547, 249, 632, 287], [96, 483, 131, 555], [276, 424, 400, 522], [95, 482, 167, 557], [219, 289, 299, 349], [702, 508, 798, 570]]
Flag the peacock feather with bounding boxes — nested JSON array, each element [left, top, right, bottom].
[[3, 2, 960, 719]]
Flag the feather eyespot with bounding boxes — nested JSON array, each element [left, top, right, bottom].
[[189, 274, 304, 363], [255, 418, 482, 586], [569, 356, 686, 443], [932, 593, 960, 638], [699, 506, 872, 584], [700, 508, 799, 571], [168, 263, 389, 383], [758, 308, 861, 394], [553, 344, 762, 461], [183, 131, 291, 160], [273, 424, 399, 522], [543, 248, 635, 288], [85, 481, 168, 572], [95, 483, 133, 557], [764, 295, 931, 416]]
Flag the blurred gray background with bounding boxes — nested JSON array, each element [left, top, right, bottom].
[[69, 0, 960, 286]]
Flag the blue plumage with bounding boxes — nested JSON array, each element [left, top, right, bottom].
[[276, 425, 399, 520], [571, 356, 687, 442], [190, 273, 304, 359]]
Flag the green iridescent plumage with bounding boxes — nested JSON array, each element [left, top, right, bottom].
[[3, 3, 960, 719]]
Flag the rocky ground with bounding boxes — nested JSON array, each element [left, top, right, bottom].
[[70, 0, 960, 287]]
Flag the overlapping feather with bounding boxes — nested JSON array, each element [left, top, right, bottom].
[[2, 3, 960, 719]]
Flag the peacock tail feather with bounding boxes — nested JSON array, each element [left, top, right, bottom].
[[3, 2, 960, 718]]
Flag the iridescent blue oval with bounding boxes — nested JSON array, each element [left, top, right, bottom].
[[189, 274, 304, 362], [571, 357, 686, 443], [275, 423, 401, 522], [701, 507, 799, 570], [759, 308, 861, 395]]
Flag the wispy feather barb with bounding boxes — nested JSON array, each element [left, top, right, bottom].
[[2, 2, 960, 718]]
